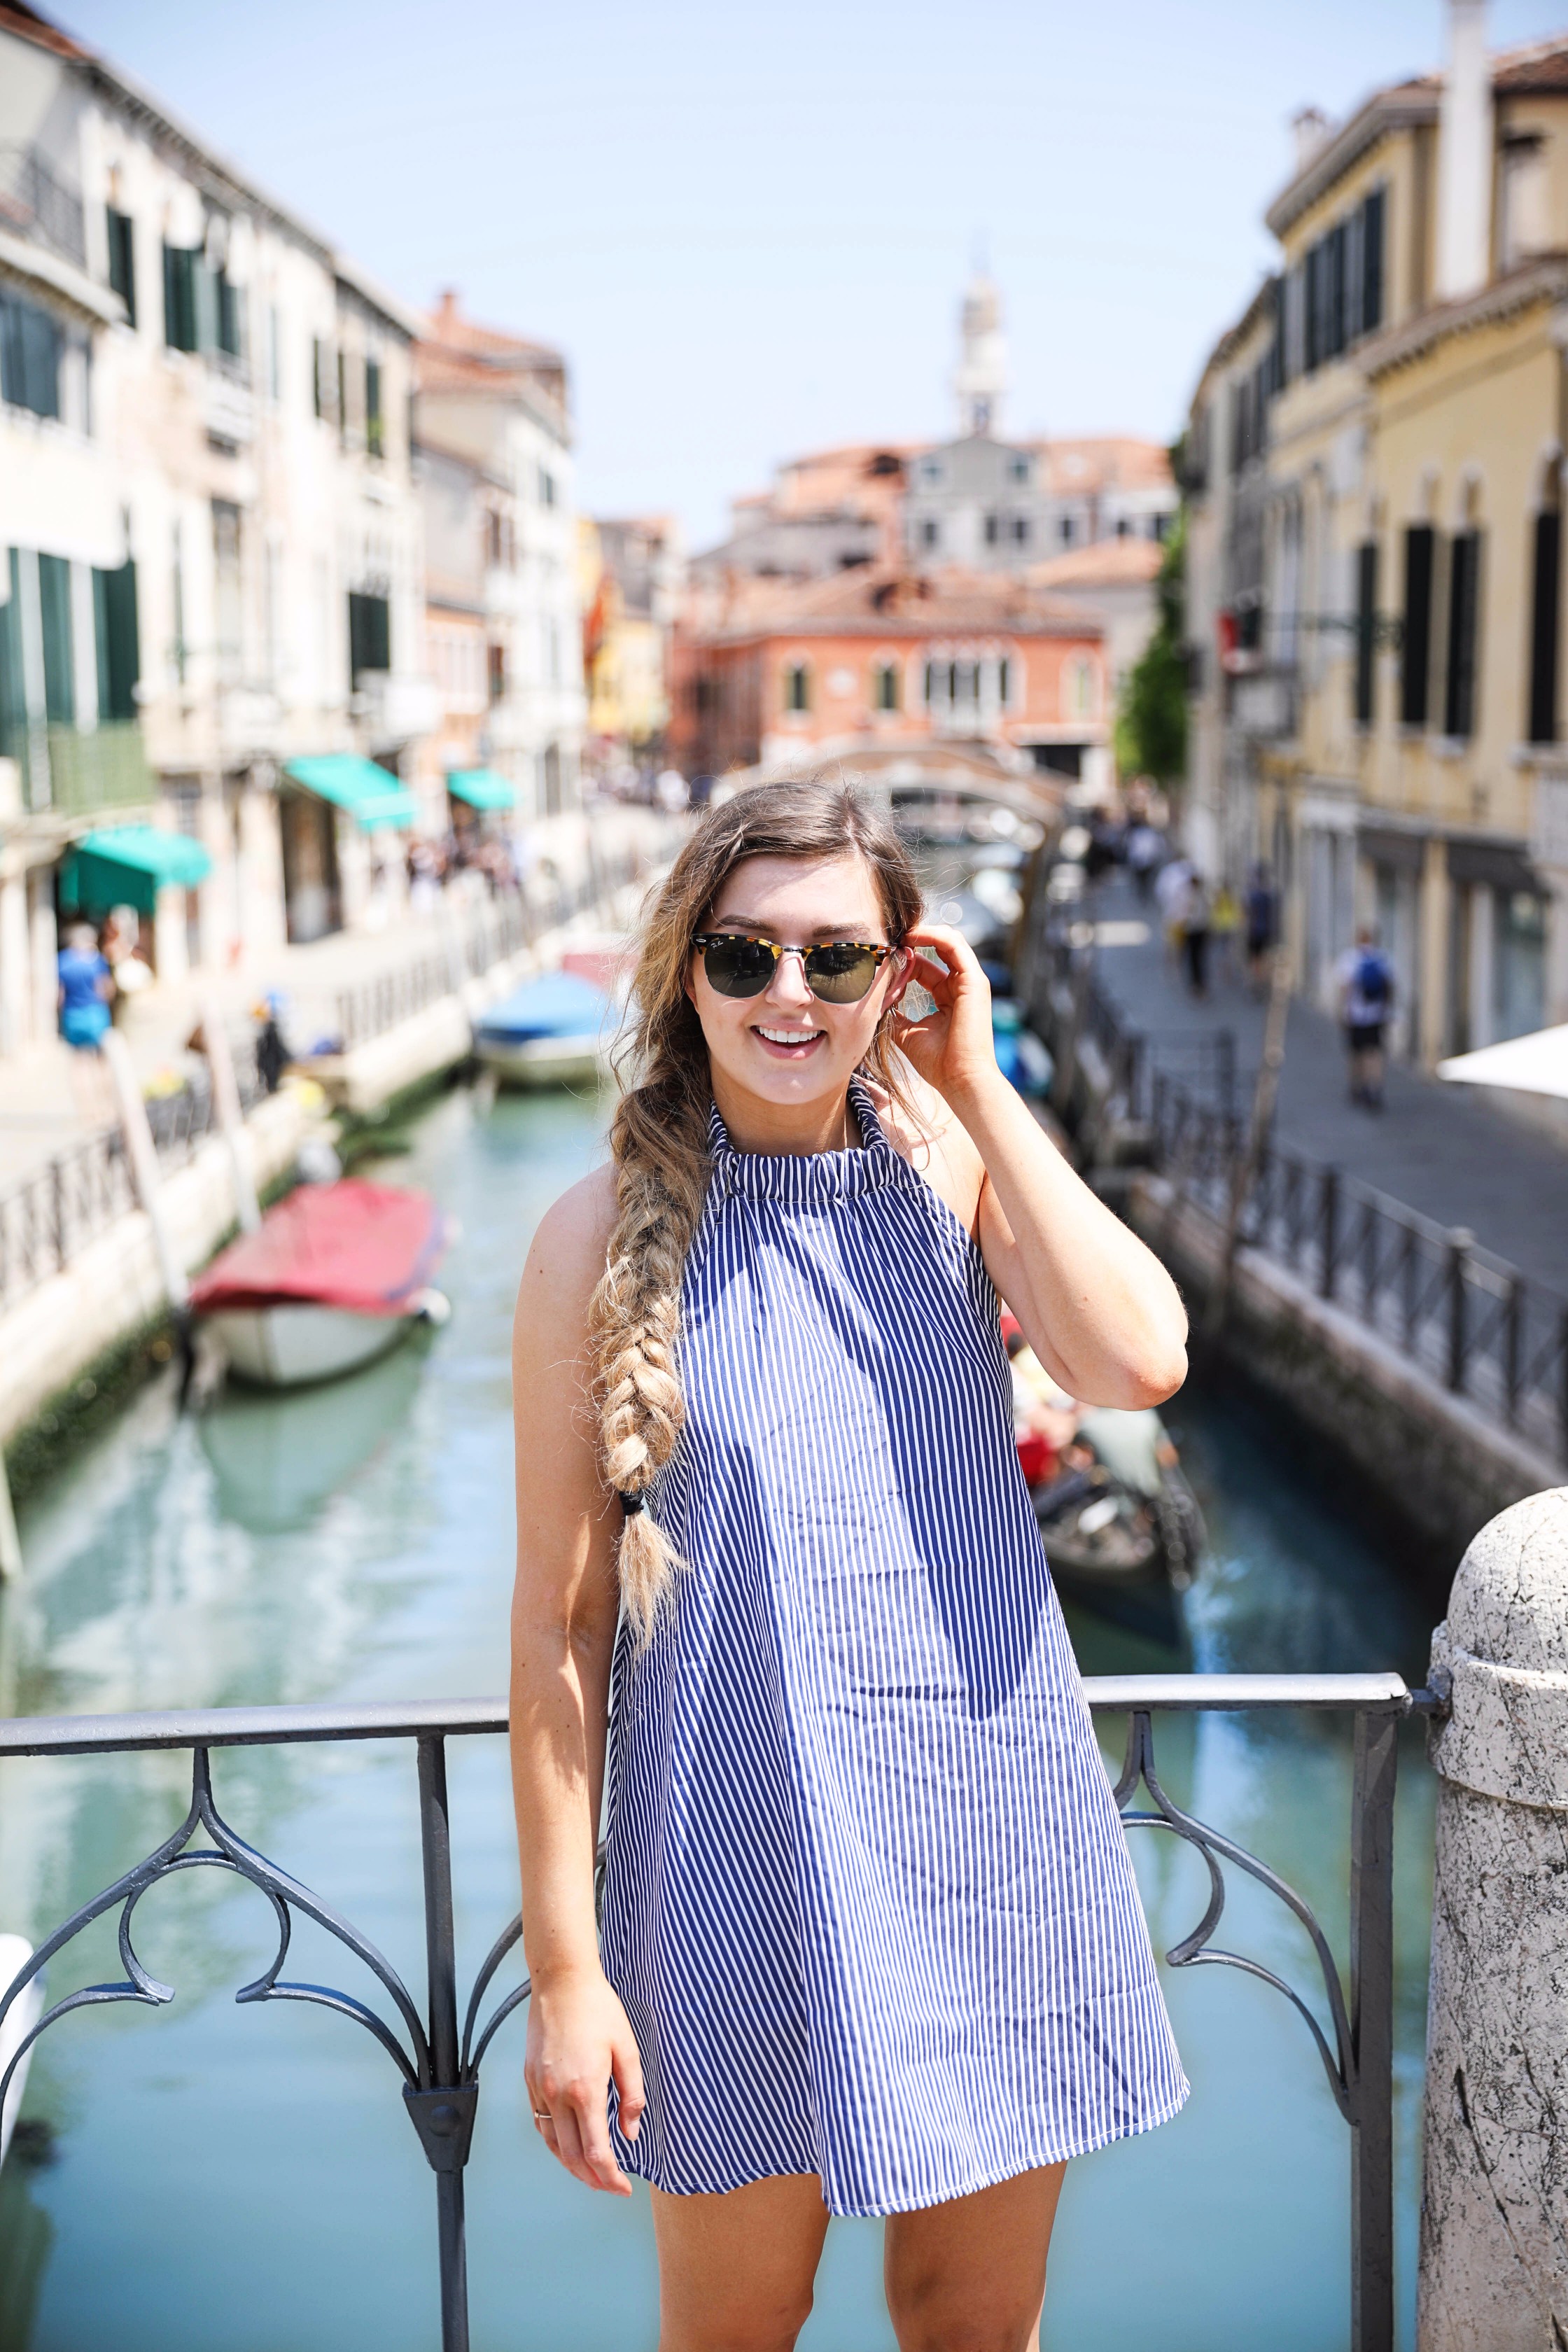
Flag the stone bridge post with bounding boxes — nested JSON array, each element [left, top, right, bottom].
[[1418, 1485, 1568, 2350]]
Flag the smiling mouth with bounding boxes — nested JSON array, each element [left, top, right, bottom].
[[754, 1024, 825, 1052]]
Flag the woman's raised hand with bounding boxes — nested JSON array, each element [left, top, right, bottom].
[[524, 1966, 645, 2194], [890, 923, 998, 1106]]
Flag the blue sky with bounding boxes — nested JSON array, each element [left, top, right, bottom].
[[59, 0, 1568, 545]]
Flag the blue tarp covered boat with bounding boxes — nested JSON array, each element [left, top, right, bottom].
[[472, 971, 613, 1086]]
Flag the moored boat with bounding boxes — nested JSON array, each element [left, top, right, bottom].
[[472, 971, 614, 1087], [190, 1180, 449, 1390]]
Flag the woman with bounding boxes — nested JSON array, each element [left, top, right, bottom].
[[510, 781, 1189, 2351]]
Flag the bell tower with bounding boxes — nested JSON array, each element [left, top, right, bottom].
[[954, 270, 1007, 438]]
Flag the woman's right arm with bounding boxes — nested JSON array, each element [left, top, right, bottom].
[[510, 1171, 645, 2195]]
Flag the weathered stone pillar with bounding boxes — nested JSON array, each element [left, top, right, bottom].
[[1418, 1486, 1568, 2351]]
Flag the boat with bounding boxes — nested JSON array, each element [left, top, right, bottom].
[[1031, 1408, 1205, 1647], [190, 1179, 449, 1390], [472, 970, 614, 1087]]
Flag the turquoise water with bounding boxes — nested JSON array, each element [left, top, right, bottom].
[[0, 1081, 1436, 2351]]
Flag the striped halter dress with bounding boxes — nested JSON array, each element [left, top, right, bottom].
[[600, 1079, 1187, 2216]]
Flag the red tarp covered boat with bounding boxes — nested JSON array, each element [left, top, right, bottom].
[[190, 1180, 449, 1388]]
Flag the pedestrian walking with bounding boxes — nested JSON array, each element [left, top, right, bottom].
[[510, 778, 1189, 2348], [1126, 820, 1162, 901], [1182, 873, 1212, 998], [1154, 853, 1191, 967], [1336, 927, 1395, 1108], [1211, 878, 1241, 986], [1244, 863, 1278, 990], [57, 922, 115, 1120]]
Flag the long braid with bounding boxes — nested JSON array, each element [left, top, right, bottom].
[[589, 776, 923, 1645]]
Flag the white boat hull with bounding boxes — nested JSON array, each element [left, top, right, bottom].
[[208, 1303, 419, 1389], [473, 1031, 607, 1088]]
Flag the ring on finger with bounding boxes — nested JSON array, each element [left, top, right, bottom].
[[532, 2110, 552, 2124]]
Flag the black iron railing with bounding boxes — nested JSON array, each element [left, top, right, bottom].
[[0, 1676, 1429, 2352], [0, 143, 86, 267], [1152, 1078, 1568, 1466]]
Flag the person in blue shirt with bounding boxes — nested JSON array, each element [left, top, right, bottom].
[[57, 923, 113, 1051], [1336, 927, 1396, 1109]]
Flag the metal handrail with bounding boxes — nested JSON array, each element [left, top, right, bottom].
[[0, 1674, 1421, 2351]]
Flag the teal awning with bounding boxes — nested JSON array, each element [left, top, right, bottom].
[[285, 755, 417, 831], [447, 768, 515, 813], [61, 825, 213, 917]]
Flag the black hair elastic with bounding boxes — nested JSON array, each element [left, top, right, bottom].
[[620, 1490, 647, 1518]]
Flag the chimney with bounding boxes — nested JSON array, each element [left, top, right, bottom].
[[1436, 0, 1493, 300], [1292, 108, 1331, 174]]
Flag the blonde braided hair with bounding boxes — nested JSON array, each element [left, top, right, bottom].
[[590, 776, 923, 1644]]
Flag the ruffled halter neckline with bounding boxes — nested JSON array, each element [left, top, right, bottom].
[[706, 1074, 913, 1203]]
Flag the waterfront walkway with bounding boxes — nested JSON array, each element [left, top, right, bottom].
[[1088, 874, 1568, 1298]]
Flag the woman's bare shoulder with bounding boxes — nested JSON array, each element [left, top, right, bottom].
[[514, 1164, 617, 1331]]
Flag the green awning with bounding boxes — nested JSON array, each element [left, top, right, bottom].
[[61, 825, 213, 918], [447, 768, 515, 812], [285, 755, 418, 831]]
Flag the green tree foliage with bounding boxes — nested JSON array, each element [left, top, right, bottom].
[[1115, 510, 1188, 785]]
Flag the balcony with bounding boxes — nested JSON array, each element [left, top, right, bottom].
[[9, 722, 155, 819], [0, 144, 85, 268]]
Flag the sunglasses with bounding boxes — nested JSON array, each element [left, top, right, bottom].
[[691, 932, 899, 1004]]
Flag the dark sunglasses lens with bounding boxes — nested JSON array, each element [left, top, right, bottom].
[[702, 937, 775, 997], [806, 945, 881, 1004]]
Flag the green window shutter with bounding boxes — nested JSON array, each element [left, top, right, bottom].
[[0, 293, 62, 419], [216, 271, 241, 359], [348, 592, 391, 680], [93, 561, 141, 722], [38, 554, 74, 725], [106, 208, 136, 327], [0, 550, 25, 760], [365, 357, 383, 456], [163, 244, 199, 352]]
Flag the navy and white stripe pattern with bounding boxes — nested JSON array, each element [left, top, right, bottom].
[[600, 1079, 1187, 2216]]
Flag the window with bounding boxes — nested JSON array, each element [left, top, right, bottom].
[[216, 271, 241, 360], [1400, 526, 1436, 726], [1115, 517, 1131, 539], [783, 662, 809, 713], [1153, 512, 1172, 541], [1354, 541, 1378, 727], [267, 305, 281, 402], [1528, 497, 1561, 744], [1058, 517, 1074, 545], [365, 357, 384, 458], [1500, 135, 1550, 270], [538, 466, 556, 507], [312, 337, 332, 420], [1064, 656, 1095, 720], [0, 289, 62, 419], [487, 641, 506, 704], [1361, 186, 1385, 335], [163, 242, 200, 352], [997, 657, 1011, 705], [920, 519, 939, 550], [37, 553, 74, 724], [92, 561, 140, 721], [1444, 529, 1482, 740], [1009, 455, 1030, 484], [920, 459, 943, 486], [337, 349, 348, 443], [348, 589, 390, 680], [1011, 517, 1030, 545], [983, 514, 1000, 547], [213, 500, 243, 685], [872, 661, 899, 713], [106, 208, 136, 328]]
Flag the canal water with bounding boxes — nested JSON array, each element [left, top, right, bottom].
[[0, 1078, 1438, 2352]]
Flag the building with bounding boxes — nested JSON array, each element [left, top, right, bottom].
[[1186, 0, 1568, 1063], [580, 514, 680, 769], [414, 291, 585, 826], [0, 0, 439, 1024], [689, 445, 912, 586], [669, 564, 1110, 786]]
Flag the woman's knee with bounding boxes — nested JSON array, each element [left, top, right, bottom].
[[661, 2279, 815, 2352], [886, 2270, 1037, 2352]]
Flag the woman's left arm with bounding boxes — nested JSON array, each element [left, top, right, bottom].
[[892, 923, 1188, 1410]]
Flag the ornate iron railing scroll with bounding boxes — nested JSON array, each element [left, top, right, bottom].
[[0, 1677, 1433, 2352]]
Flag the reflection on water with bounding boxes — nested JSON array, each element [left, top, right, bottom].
[[0, 1079, 1436, 2352]]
